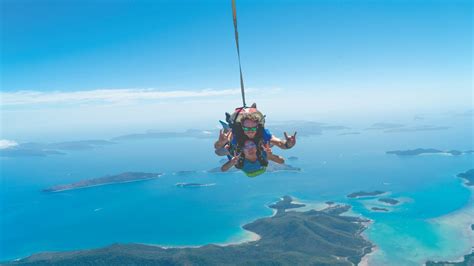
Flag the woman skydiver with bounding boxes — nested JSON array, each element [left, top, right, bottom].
[[221, 140, 284, 177]]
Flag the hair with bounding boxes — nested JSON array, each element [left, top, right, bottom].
[[234, 139, 268, 170], [239, 112, 264, 126]]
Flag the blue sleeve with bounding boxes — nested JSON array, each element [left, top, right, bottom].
[[263, 128, 272, 142]]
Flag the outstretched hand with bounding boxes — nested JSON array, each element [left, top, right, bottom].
[[230, 151, 240, 164], [284, 131, 297, 148], [219, 129, 231, 143], [262, 143, 273, 156]]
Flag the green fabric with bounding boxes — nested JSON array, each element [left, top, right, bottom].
[[244, 167, 266, 178]]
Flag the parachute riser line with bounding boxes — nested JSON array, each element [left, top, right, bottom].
[[232, 0, 247, 108]]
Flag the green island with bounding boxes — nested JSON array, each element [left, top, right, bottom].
[[378, 198, 399, 205], [175, 183, 216, 188], [371, 207, 389, 212], [43, 172, 162, 192], [347, 190, 386, 198], [208, 162, 301, 173], [386, 148, 467, 156], [6, 196, 373, 265], [457, 169, 474, 186]]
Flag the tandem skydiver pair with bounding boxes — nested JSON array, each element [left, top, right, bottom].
[[214, 103, 297, 177]]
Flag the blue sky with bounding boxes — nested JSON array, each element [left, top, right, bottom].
[[0, 0, 472, 139], [2, 0, 472, 91]]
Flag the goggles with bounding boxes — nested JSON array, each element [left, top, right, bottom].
[[242, 126, 258, 132], [243, 142, 257, 150]]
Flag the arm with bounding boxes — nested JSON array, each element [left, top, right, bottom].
[[269, 131, 297, 150], [221, 152, 240, 172], [221, 160, 236, 172], [215, 130, 232, 149], [269, 136, 287, 149], [263, 144, 285, 164], [268, 153, 285, 164]]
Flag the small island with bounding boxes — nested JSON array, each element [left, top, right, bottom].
[[175, 183, 215, 188], [371, 207, 389, 212], [386, 148, 468, 156], [7, 196, 373, 265], [347, 190, 386, 198], [287, 156, 299, 160], [0, 140, 115, 157], [268, 195, 305, 215], [173, 170, 198, 176], [378, 198, 399, 205], [43, 172, 162, 192], [208, 162, 301, 173], [457, 169, 474, 186]]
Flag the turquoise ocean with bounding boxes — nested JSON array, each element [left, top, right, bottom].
[[1, 118, 473, 265]]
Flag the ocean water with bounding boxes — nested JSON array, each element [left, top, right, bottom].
[[1, 120, 473, 265]]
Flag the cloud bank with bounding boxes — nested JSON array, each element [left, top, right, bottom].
[[0, 139, 18, 149], [0, 88, 246, 106]]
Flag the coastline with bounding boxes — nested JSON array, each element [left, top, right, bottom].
[[144, 196, 361, 252], [426, 184, 474, 264], [46, 176, 162, 193], [6, 195, 373, 265], [359, 245, 378, 266], [289, 197, 330, 212]]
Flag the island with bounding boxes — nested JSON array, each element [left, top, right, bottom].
[[378, 198, 399, 205], [175, 183, 215, 188], [426, 252, 474, 266], [0, 148, 65, 157], [6, 196, 373, 266], [384, 125, 449, 133], [268, 195, 305, 215], [112, 129, 214, 141], [386, 148, 468, 156], [366, 122, 404, 130], [173, 170, 198, 175], [457, 169, 474, 186], [347, 190, 386, 198], [43, 172, 162, 192], [267, 121, 348, 137], [287, 156, 299, 160], [208, 162, 301, 174], [371, 207, 389, 212], [338, 132, 361, 135], [46, 140, 115, 151], [0, 140, 115, 157]]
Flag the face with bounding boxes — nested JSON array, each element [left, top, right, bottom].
[[242, 140, 257, 157], [242, 119, 258, 138]]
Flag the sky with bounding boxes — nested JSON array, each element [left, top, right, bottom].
[[0, 0, 472, 140]]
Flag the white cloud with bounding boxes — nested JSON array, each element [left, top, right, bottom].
[[0, 86, 470, 140], [0, 139, 18, 149], [0, 88, 251, 106]]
